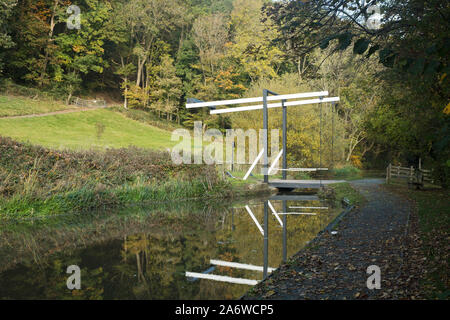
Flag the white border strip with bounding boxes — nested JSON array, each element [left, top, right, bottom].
[[210, 97, 340, 115], [185, 272, 258, 286], [210, 260, 275, 273], [186, 91, 329, 108]]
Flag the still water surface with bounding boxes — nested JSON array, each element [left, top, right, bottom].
[[0, 193, 341, 299]]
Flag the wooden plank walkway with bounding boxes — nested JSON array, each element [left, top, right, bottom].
[[268, 179, 346, 190]]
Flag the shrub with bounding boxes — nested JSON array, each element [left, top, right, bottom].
[[331, 165, 361, 178], [0, 136, 221, 199]]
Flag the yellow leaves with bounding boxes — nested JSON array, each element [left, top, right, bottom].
[[72, 45, 85, 53], [443, 103, 450, 115], [350, 155, 363, 168], [263, 290, 276, 298]]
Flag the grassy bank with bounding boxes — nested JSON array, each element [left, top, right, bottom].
[[385, 183, 449, 299], [0, 137, 234, 218], [0, 95, 72, 117], [327, 182, 366, 206], [0, 108, 177, 150]]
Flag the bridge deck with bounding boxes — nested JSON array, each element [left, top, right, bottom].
[[268, 179, 346, 190]]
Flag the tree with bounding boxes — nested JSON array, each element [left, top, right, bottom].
[[266, 0, 450, 184], [229, 0, 284, 82], [192, 13, 229, 82], [152, 55, 183, 122], [114, 60, 135, 109], [0, 0, 18, 74], [7, 0, 64, 85], [61, 71, 81, 105], [122, 0, 185, 88]]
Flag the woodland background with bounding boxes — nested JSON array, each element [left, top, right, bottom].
[[0, 0, 448, 185]]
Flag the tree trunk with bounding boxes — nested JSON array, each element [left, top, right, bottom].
[[39, 0, 59, 87], [123, 78, 128, 109], [136, 56, 142, 87], [66, 91, 72, 105]]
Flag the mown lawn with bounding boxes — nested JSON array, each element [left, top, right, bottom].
[[0, 95, 71, 117], [0, 108, 178, 150]]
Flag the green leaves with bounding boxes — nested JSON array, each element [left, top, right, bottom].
[[337, 33, 353, 50], [319, 35, 336, 49], [353, 38, 370, 55], [319, 32, 353, 51], [366, 44, 380, 58], [319, 37, 332, 50], [379, 48, 396, 68], [408, 58, 425, 75]]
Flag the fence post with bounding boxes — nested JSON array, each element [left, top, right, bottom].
[[386, 163, 390, 184]]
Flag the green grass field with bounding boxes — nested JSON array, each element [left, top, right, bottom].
[[0, 95, 72, 117], [0, 108, 178, 150]]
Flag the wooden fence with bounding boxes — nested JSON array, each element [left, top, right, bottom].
[[386, 163, 434, 185], [71, 97, 107, 108]]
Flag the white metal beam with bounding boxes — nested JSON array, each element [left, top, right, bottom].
[[210, 260, 276, 273], [276, 212, 317, 216], [243, 148, 264, 180], [289, 206, 328, 210], [267, 200, 283, 227], [209, 97, 340, 114], [186, 91, 329, 109], [245, 205, 264, 236], [185, 272, 258, 286], [268, 149, 283, 175]]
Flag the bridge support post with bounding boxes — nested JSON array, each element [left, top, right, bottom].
[[263, 90, 269, 183], [282, 99, 287, 180], [282, 200, 287, 263], [263, 201, 269, 279]]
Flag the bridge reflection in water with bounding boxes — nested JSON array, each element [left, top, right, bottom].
[[185, 194, 331, 286], [0, 193, 340, 299]]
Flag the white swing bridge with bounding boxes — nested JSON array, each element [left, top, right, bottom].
[[186, 90, 345, 190]]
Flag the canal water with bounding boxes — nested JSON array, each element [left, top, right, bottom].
[[0, 193, 342, 299]]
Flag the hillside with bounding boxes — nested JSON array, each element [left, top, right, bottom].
[[0, 107, 177, 151], [0, 95, 72, 117]]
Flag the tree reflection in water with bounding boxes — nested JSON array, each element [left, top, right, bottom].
[[0, 195, 339, 299]]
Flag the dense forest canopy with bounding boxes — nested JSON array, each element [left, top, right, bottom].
[[0, 0, 449, 185]]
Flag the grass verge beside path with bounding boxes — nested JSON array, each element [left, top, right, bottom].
[[328, 182, 366, 207], [384, 183, 449, 299]]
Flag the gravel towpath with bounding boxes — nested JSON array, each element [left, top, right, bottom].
[[244, 179, 423, 300]]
